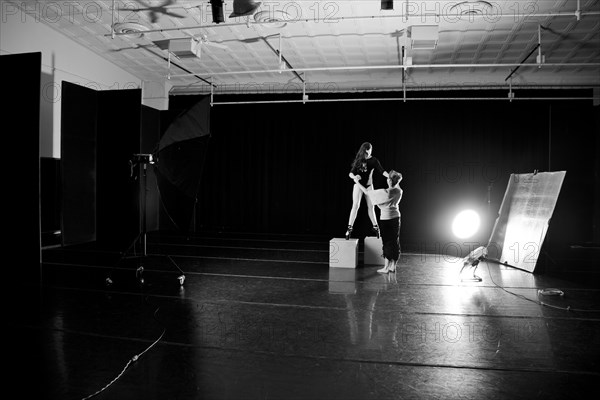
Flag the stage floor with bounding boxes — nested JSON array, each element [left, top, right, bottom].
[[13, 231, 600, 399]]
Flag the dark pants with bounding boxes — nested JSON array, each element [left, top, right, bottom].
[[380, 217, 400, 261]]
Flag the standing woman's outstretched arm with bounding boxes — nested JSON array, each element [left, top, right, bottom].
[[373, 157, 389, 179]]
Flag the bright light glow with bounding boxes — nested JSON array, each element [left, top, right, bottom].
[[452, 210, 480, 239]]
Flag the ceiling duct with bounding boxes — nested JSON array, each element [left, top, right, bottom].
[[167, 38, 200, 59], [410, 25, 439, 50]]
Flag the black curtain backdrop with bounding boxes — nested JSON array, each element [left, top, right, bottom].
[[164, 91, 598, 257]]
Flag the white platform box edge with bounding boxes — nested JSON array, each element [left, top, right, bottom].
[[329, 238, 358, 268], [364, 236, 384, 266]]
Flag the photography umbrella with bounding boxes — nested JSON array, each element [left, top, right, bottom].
[[155, 96, 211, 232]]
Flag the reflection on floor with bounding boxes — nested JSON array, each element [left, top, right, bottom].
[[14, 231, 600, 399]]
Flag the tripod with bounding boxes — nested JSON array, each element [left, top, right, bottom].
[[106, 154, 185, 287]]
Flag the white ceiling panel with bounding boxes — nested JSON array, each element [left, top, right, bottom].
[[3, 0, 599, 99]]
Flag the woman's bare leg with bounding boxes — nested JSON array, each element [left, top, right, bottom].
[[347, 184, 364, 226], [364, 191, 378, 227]]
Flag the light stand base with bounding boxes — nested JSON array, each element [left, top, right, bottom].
[[106, 248, 186, 288], [105, 157, 185, 287], [460, 275, 483, 282], [459, 259, 483, 282]]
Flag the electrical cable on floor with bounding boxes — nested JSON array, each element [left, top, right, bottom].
[[80, 308, 166, 400], [484, 261, 600, 313]]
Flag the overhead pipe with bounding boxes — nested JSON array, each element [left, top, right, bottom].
[[168, 61, 600, 78], [172, 83, 599, 93], [210, 96, 595, 105]]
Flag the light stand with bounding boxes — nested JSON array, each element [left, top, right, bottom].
[[106, 154, 185, 287]]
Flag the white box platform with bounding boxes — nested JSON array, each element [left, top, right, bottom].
[[329, 238, 358, 268], [364, 236, 384, 265]]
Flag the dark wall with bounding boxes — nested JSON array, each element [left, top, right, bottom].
[[165, 91, 598, 256]]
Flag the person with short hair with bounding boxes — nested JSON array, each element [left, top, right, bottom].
[[357, 170, 403, 273]]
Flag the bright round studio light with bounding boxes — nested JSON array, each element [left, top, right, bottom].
[[452, 210, 480, 239]]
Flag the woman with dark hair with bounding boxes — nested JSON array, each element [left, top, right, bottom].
[[357, 170, 403, 273], [346, 142, 389, 240]]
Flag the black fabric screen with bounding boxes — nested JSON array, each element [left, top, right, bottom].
[[61, 82, 98, 246], [157, 97, 211, 232], [96, 89, 142, 249], [141, 105, 162, 232], [1, 51, 42, 395], [41, 157, 61, 237], [2, 52, 41, 277], [61, 86, 143, 250]]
